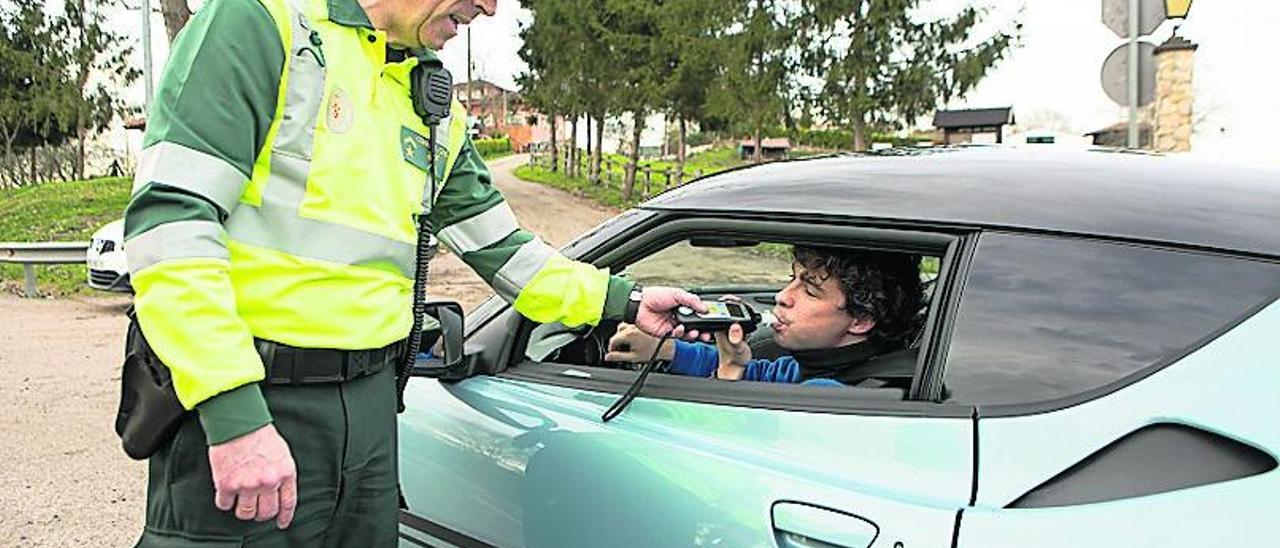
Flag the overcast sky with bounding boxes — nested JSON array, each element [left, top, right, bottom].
[[126, 1, 1279, 164]]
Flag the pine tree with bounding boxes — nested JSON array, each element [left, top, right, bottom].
[[706, 0, 792, 163], [796, 0, 1019, 150], [0, 0, 76, 186]]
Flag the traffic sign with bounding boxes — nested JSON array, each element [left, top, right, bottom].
[[1101, 42, 1156, 107], [1102, 0, 1166, 38]]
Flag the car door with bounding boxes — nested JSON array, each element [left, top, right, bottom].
[[398, 214, 978, 548], [940, 233, 1280, 547]]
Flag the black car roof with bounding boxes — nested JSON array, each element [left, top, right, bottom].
[[643, 147, 1280, 258]]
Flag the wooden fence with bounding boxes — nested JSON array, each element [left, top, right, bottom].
[[526, 152, 704, 200]]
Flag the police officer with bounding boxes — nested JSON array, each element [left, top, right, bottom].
[[124, 0, 703, 545]]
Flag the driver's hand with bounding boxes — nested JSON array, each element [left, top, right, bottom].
[[606, 323, 676, 363], [713, 323, 752, 381]]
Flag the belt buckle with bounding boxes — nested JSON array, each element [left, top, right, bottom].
[[347, 350, 371, 380]]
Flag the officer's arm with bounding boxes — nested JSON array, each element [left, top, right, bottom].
[[124, 0, 285, 445], [427, 138, 634, 327]]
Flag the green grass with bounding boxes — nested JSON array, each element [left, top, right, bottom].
[[0, 177, 132, 296], [479, 149, 514, 162], [516, 146, 750, 208], [513, 164, 634, 209]]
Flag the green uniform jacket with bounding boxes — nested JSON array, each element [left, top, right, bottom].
[[125, 0, 634, 445]]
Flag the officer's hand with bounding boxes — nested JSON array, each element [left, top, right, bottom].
[[605, 323, 676, 363], [713, 323, 752, 381], [208, 424, 298, 530], [633, 286, 712, 342]]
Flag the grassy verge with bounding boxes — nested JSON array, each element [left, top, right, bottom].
[[0, 177, 132, 296], [514, 146, 750, 209], [513, 164, 634, 209], [479, 150, 515, 162]]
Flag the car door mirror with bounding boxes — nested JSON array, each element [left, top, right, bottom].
[[411, 301, 467, 379]]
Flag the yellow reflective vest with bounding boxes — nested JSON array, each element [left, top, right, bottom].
[[124, 0, 632, 443]]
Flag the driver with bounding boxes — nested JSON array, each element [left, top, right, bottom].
[[606, 246, 923, 386]]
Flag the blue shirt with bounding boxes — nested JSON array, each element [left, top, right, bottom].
[[667, 341, 845, 387]]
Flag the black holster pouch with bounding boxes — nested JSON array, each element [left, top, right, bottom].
[[114, 307, 190, 460]]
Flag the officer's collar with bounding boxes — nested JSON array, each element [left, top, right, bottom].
[[327, 0, 373, 28]]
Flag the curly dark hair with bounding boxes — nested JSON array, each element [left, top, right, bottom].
[[792, 246, 924, 348]]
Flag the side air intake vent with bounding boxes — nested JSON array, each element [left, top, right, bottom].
[[1009, 423, 1276, 508]]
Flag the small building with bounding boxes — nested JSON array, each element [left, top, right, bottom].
[[1085, 122, 1153, 149], [454, 79, 523, 131], [932, 107, 1015, 145], [1006, 127, 1093, 147], [453, 79, 540, 151], [738, 138, 791, 160]]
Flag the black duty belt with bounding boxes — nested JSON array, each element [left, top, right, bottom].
[[254, 338, 408, 385]]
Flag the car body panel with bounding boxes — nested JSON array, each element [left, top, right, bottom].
[[958, 296, 1280, 546], [399, 376, 972, 548], [958, 476, 1278, 547]]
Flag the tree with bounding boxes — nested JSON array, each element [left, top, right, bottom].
[[63, 0, 141, 180], [796, 0, 1019, 150], [599, 0, 663, 200], [0, 0, 77, 187], [517, 0, 573, 173], [706, 0, 791, 163], [159, 0, 191, 43], [655, 0, 721, 182], [558, 0, 613, 185]]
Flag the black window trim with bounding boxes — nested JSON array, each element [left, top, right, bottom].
[[495, 213, 978, 418], [912, 233, 979, 402], [947, 230, 1280, 418]]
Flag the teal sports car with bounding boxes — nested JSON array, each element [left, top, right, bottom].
[[398, 148, 1280, 548]]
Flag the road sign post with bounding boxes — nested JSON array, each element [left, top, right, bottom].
[[1101, 0, 1169, 148], [141, 0, 153, 108], [1128, 0, 1140, 147]]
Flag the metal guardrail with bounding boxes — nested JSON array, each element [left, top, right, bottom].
[[0, 242, 89, 298]]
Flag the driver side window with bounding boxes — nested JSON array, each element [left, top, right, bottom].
[[523, 235, 938, 395], [619, 241, 794, 289]]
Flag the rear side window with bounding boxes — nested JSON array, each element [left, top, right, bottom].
[[943, 233, 1280, 407]]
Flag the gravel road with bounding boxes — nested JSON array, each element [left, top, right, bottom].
[[0, 154, 616, 547]]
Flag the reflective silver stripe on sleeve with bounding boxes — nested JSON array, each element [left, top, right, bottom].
[[491, 237, 556, 302], [133, 142, 248, 213], [125, 220, 229, 274], [437, 202, 519, 255]]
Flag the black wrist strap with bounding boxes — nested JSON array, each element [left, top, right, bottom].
[[623, 284, 643, 324]]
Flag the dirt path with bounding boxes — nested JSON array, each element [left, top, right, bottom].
[[0, 154, 616, 547], [426, 155, 619, 309]]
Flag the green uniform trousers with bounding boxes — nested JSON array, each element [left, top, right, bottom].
[[135, 366, 399, 547]]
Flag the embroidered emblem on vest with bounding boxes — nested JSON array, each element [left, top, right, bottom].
[[327, 87, 354, 134]]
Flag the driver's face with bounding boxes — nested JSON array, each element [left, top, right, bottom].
[[770, 262, 865, 351]]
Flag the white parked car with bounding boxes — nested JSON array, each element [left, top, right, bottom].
[[86, 219, 131, 292]]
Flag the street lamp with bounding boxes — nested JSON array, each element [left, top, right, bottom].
[[1165, 0, 1192, 20]]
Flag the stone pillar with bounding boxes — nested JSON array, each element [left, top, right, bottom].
[[1152, 34, 1198, 152]]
